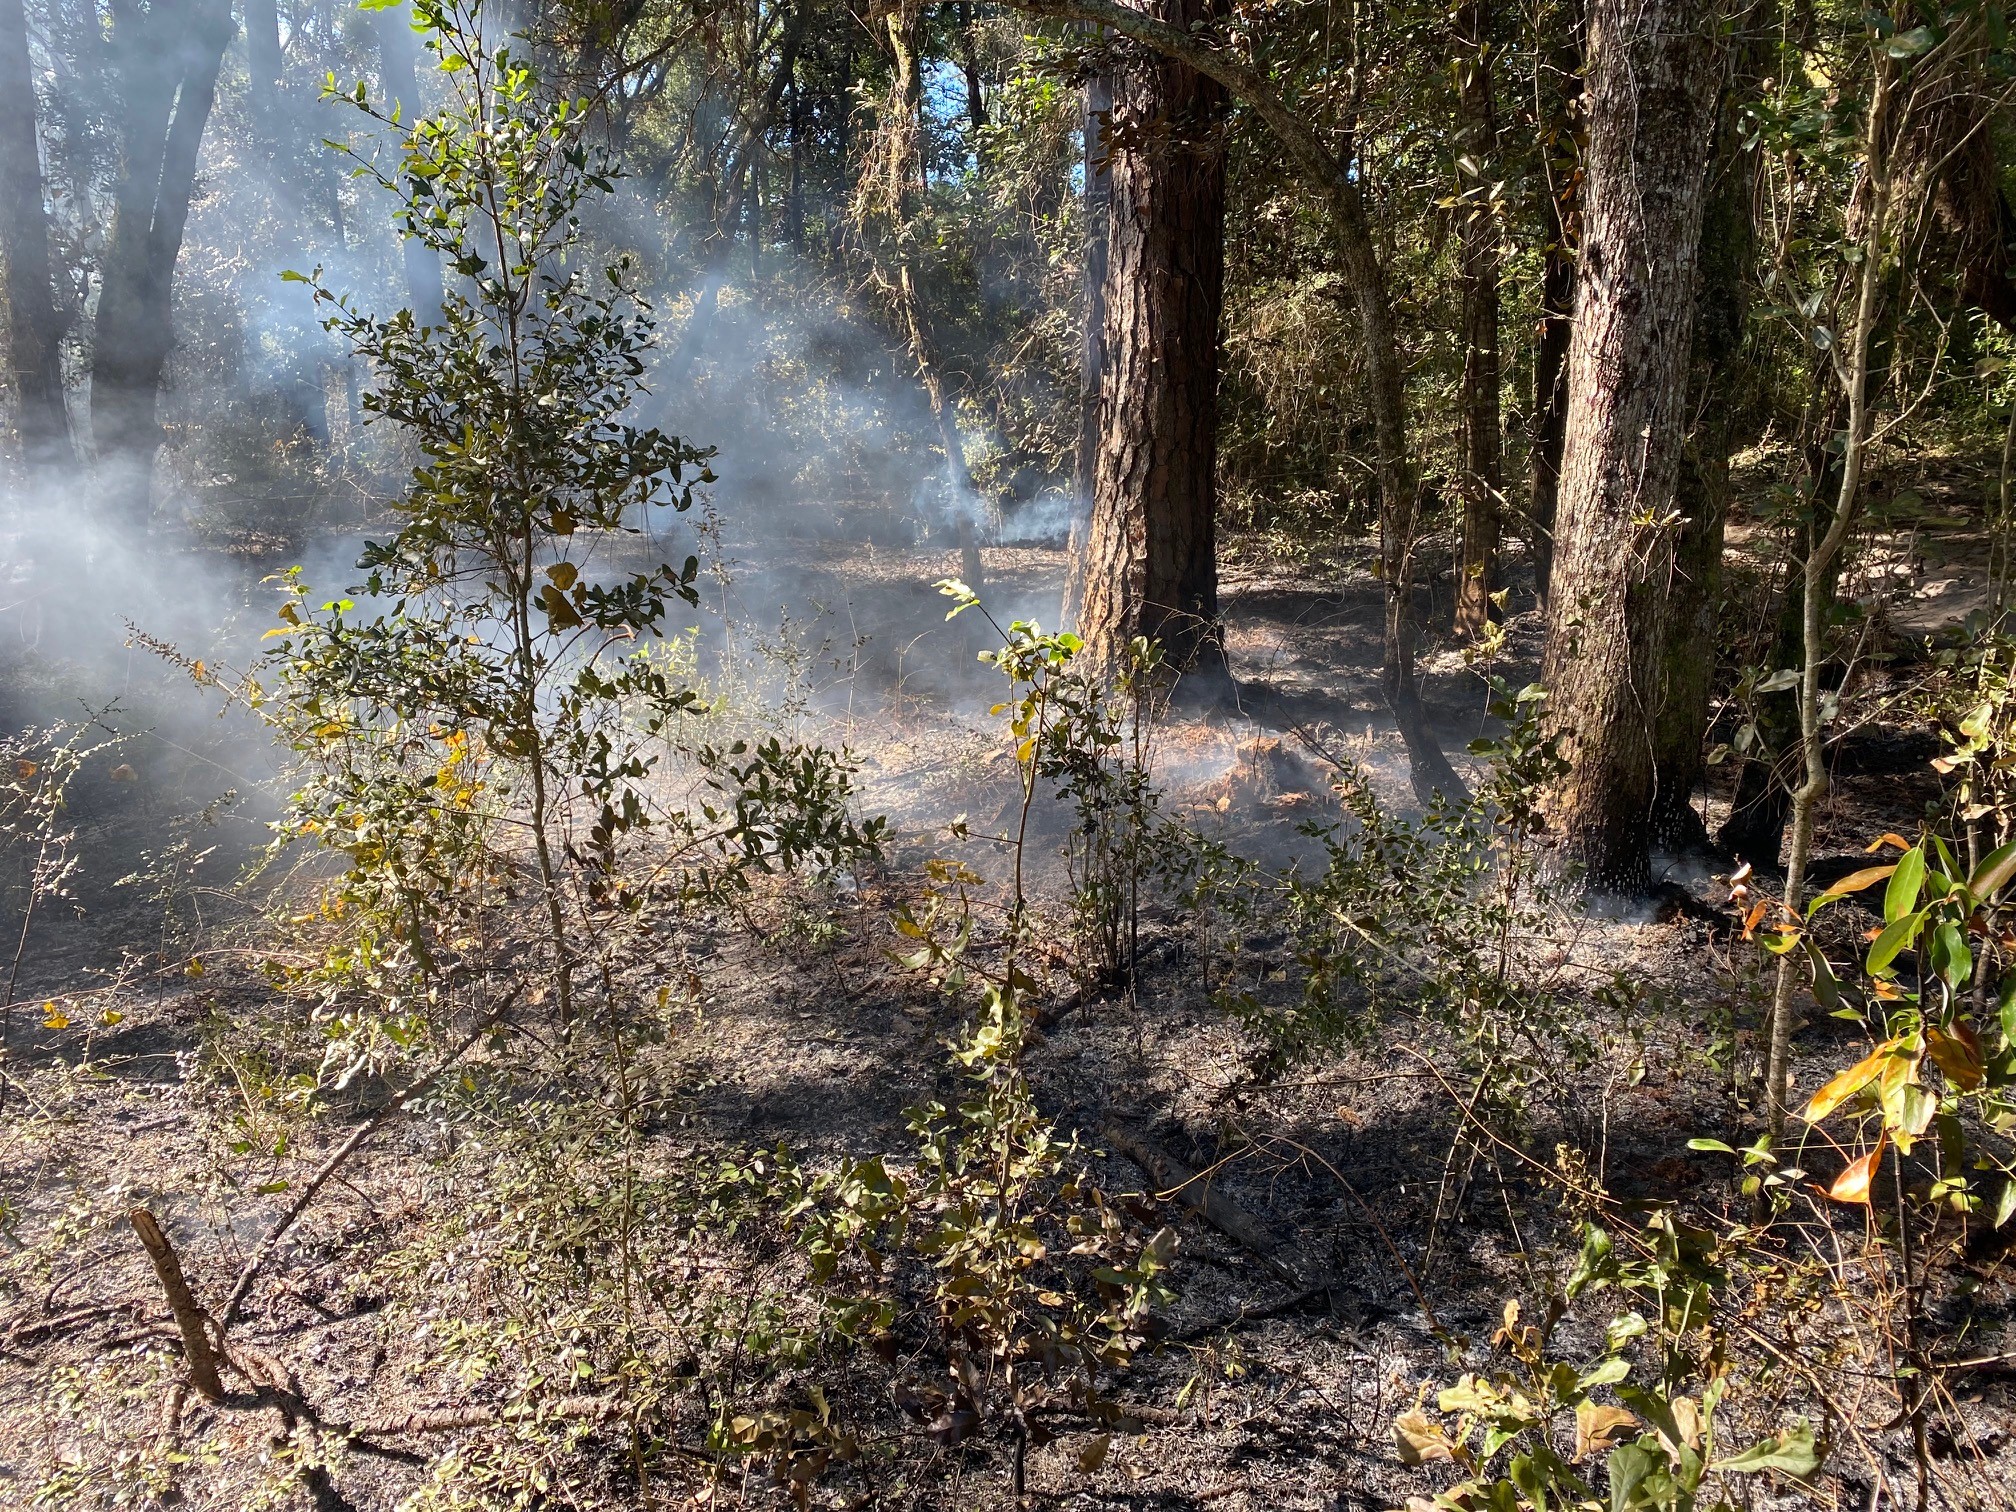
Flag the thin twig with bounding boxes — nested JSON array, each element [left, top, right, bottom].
[[221, 995, 519, 1330]]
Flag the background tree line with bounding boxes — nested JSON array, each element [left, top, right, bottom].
[[1, 0, 2011, 903]]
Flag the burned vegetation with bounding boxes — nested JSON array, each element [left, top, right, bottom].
[[4, 1, 2016, 1510]]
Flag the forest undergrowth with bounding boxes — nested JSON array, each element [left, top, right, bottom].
[[5, 5, 2016, 1511]]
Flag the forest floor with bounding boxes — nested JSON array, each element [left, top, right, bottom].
[[0, 508, 2010, 1511]]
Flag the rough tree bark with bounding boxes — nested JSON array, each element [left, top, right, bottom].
[[1067, 0, 1228, 680], [0, 0, 73, 468], [1452, 0, 1504, 641], [1539, 0, 1720, 891], [90, 0, 234, 526], [1649, 75, 1760, 853], [986, 0, 1465, 797]]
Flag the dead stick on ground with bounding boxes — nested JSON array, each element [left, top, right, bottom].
[[222, 998, 517, 1330], [346, 1395, 622, 1439], [128, 1209, 225, 1402], [1100, 1123, 1301, 1286]]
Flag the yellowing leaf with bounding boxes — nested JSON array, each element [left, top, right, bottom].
[[14, 759, 37, 780], [1802, 1037, 1906, 1122], [1866, 832, 1913, 853], [41, 1004, 69, 1029], [1926, 1024, 1983, 1090], [1809, 863, 1895, 910], [1575, 1401, 1639, 1460]]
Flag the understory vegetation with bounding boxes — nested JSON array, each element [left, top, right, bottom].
[[6, 0, 2016, 1509]]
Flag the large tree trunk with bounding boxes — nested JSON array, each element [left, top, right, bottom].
[[1539, 0, 1719, 892], [1648, 73, 1760, 853], [90, 0, 233, 526], [0, 0, 73, 468], [990, 0, 1465, 799], [1451, 0, 1503, 641], [1069, 0, 1227, 680]]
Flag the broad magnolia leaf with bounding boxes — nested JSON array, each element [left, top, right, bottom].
[[1575, 1401, 1638, 1461], [1884, 848, 1926, 923], [1394, 1409, 1461, 1466], [1712, 1422, 1820, 1478], [1808, 863, 1895, 912], [1968, 838, 2016, 901], [1801, 1037, 1906, 1121], [1925, 1023, 1983, 1090], [1823, 1135, 1885, 1205]]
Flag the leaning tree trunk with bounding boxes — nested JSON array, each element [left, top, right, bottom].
[[1648, 72, 1760, 853], [1069, 0, 1228, 680], [90, 0, 233, 527], [1539, 0, 1720, 892], [1451, 0, 1504, 641], [0, 0, 72, 469]]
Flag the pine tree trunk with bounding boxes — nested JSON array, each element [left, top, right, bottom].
[[1452, 0, 1503, 641], [1539, 0, 1719, 892], [90, 0, 233, 526], [0, 0, 73, 468], [1071, 0, 1227, 680]]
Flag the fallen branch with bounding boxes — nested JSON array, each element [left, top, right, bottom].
[[222, 998, 518, 1329], [1169, 1281, 1333, 1344], [2, 1297, 151, 1346], [128, 1209, 225, 1401], [1100, 1123, 1300, 1285], [346, 1395, 623, 1439]]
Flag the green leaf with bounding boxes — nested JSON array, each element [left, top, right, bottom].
[[1996, 1178, 2016, 1230], [1687, 1138, 1737, 1155], [1884, 25, 1937, 58], [1608, 1441, 1657, 1512], [1711, 1422, 1819, 1478], [1885, 847, 1925, 923], [1968, 839, 2016, 902], [1865, 910, 1923, 975]]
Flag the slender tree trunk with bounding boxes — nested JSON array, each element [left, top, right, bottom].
[[1764, 58, 1898, 1145], [0, 0, 73, 468], [90, 0, 234, 526], [1527, 8, 1582, 607], [378, 2, 447, 320], [1649, 73, 1760, 852], [1070, 0, 1227, 679], [1064, 61, 1112, 629], [1539, 0, 1720, 892], [1452, 0, 1503, 641]]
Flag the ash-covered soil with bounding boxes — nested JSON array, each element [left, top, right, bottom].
[[1, 533, 2010, 1510]]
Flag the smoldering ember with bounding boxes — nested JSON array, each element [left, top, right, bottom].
[[0, 0, 2013, 1507]]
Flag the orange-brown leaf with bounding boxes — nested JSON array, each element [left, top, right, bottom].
[[1802, 1037, 1908, 1123], [1926, 1024, 1984, 1090], [1823, 1133, 1886, 1205]]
